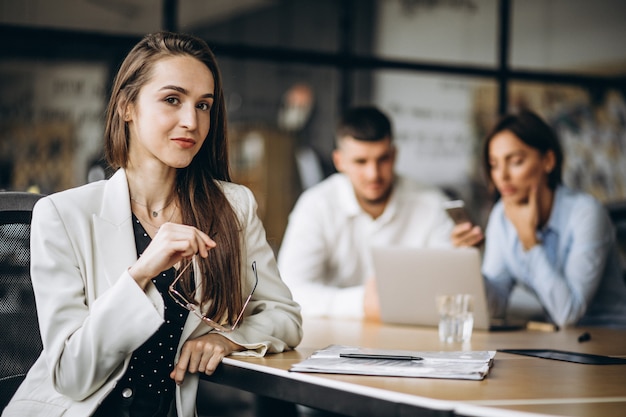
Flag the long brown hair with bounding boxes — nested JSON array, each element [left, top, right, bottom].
[[104, 31, 243, 325]]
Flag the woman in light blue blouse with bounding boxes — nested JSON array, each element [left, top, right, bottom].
[[479, 110, 626, 328]]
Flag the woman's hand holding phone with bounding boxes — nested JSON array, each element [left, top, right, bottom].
[[444, 200, 485, 247]]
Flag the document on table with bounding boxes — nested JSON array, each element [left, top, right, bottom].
[[290, 345, 496, 381]]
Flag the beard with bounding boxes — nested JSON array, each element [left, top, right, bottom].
[[359, 183, 393, 207]]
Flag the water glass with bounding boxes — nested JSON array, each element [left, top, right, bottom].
[[436, 294, 474, 343]]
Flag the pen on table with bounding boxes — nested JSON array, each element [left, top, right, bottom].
[[339, 353, 423, 361], [578, 332, 591, 343]]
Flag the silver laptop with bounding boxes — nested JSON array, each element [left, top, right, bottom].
[[371, 246, 525, 331]]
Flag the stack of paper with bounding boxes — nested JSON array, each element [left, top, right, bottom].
[[290, 345, 496, 381]]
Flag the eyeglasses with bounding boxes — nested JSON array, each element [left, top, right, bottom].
[[168, 256, 258, 332]]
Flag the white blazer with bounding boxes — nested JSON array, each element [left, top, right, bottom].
[[3, 169, 302, 417]]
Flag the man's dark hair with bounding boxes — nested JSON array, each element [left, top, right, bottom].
[[336, 106, 392, 143]]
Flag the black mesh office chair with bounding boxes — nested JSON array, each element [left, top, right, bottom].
[[0, 191, 44, 411]]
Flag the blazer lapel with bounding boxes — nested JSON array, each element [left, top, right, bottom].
[[94, 171, 209, 345], [93, 169, 138, 287]]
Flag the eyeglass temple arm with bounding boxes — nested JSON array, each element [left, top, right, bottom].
[[232, 261, 259, 327]]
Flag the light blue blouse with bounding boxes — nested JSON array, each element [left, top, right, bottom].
[[482, 186, 626, 328]]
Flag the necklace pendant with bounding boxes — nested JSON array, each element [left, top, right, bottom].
[[152, 211, 158, 218]]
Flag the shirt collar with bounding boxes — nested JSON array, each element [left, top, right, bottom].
[[543, 185, 569, 234], [335, 174, 360, 217]]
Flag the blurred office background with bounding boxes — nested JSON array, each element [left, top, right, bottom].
[[1, 0, 626, 250], [1, 1, 626, 416]]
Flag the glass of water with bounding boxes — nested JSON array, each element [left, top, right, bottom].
[[436, 294, 474, 343]]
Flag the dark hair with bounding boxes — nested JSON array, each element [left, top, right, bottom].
[[483, 110, 564, 189], [104, 31, 243, 325], [336, 106, 392, 144]]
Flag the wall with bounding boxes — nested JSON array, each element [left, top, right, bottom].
[[0, 60, 107, 192]]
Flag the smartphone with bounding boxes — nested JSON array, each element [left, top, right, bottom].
[[443, 200, 472, 225]]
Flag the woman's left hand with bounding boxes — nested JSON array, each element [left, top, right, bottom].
[[170, 333, 243, 385]]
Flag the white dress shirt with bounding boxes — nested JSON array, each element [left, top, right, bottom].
[[278, 173, 454, 319]]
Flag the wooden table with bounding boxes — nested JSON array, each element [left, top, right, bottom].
[[203, 318, 626, 417]]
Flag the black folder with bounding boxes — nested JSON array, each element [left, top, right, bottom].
[[498, 349, 626, 365]]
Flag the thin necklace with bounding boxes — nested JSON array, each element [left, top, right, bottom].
[[136, 203, 177, 230], [131, 196, 174, 218]]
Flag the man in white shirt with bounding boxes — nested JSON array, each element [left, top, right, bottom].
[[278, 106, 467, 320]]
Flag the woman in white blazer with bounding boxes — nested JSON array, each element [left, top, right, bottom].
[[3, 31, 302, 417]]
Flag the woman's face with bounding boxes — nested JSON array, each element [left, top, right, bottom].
[[125, 55, 215, 169], [488, 130, 555, 204]]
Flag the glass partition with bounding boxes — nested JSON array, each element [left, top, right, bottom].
[[510, 0, 626, 75], [372, 0, 498, 67]]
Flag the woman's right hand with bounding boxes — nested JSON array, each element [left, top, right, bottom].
[[128, 222, 216, 289], [451, 222, 484, 247]]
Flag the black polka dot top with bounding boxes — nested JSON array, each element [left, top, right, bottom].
[[115, 215, 190, 396]]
